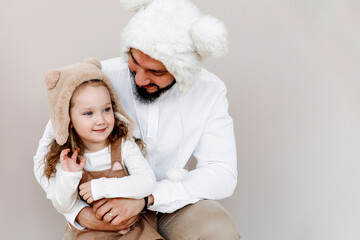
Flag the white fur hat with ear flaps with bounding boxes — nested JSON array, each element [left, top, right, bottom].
[[45, 58, 135, 145], [119, 0, 228, 93]]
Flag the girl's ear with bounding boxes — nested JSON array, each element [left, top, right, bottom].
[[45, 70, 61, 90]]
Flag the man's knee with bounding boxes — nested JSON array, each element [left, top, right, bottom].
[[192, 201, 239, 239], [62, 225, 74, 240], [158, 200, 240, 240]]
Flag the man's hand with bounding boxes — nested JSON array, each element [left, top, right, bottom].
[[60, 148, 86, 172], [79, 181, 94, 204], [93, 198, 144, 226], [76, 206, 138, 231]]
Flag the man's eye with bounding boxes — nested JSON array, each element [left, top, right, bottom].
[[84, 112, 93, 116], [152, 72, 163, 77], [129, 68, 136, 75]]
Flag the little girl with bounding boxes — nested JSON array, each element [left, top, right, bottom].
[[43, 59, 163, 240]]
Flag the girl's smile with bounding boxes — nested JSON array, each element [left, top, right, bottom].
[[93, 128, 107, 133]]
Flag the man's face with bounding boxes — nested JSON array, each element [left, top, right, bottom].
[[128, 48, 175, 103]]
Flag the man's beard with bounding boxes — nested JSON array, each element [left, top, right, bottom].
[[130, 70, 176, 104]]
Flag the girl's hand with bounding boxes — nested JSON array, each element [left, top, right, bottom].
[[79, 181, 94, 204], [60, 148, 86, 172]]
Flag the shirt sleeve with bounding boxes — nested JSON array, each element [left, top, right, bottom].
[[91, 139, 156, 200], [52, 164, 83, 214], [33, 120, 89, 230], [148, 86, 238, 213]]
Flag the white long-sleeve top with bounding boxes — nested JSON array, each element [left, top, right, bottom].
[[34, 57, 237, 229], [52, 140, 156, 214]]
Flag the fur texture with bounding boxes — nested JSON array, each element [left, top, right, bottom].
[[191, 15, 228, 58], [119, 0, 154, 12], [119, 0, 228, 93], [45, 59, 134, 145]]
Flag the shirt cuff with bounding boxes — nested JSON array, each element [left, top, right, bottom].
[[147, 180, 201, 213], [91, 177, 106, 201], [63, 200, 89, 230], [56, 165, 83, 183]]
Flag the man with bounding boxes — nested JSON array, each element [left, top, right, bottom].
[[34, 0, 239, 239]]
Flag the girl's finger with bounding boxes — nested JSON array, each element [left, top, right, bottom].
[[79, 187, 89, 196], [60, 149, 70, 161], [84, 194, 90, 200], [79, 157, 87, 169], [79, 188, 85, 196], [79, 181, 89, 191], [71, 148, 79, 160]]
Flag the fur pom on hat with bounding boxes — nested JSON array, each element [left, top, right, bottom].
[[119, 0, 228, 93], [45, 58, 134, 145]]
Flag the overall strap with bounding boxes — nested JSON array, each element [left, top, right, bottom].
[[110, 138, 123, 166]]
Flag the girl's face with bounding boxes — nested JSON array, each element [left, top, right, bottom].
[[70, 84, 115, 152]]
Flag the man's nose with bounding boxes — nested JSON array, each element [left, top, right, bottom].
[[135, 69, 151, 86]]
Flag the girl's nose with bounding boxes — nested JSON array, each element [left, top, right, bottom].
[[96, 114, 106, 125]]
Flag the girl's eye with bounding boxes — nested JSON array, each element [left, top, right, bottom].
[[84, 112, 93, 116], [104, 107, 112, 113]]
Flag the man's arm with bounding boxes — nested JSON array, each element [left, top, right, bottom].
[[94, 84, 237, 216], [34, 121, 88, 229], [148, 83, 237, 213], [33, 120, 56, 198]]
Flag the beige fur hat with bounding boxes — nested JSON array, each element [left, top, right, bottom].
[[45, 58, 134, 145]]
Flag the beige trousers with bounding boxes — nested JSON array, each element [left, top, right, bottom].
[[63, 200, 240, 240]]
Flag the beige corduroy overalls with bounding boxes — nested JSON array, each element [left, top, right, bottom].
[[69, 139, 164, 240]]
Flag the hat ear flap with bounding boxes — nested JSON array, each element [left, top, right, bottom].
[[119, 0, 154, 12], [191, 15, 228, 58], [45, 70, 61, 90], [84, 58, 102, 70], [115, 112, 130, 125]]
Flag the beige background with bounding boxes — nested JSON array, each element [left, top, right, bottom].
[[1, 0, 359, 239]]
